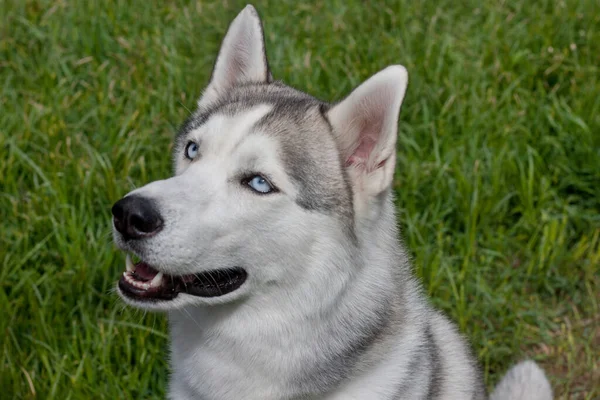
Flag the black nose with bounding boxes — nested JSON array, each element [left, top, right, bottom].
[[112, 195, 163, 240]]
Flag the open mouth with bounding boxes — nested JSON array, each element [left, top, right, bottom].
[[118, 255, 247, 301]]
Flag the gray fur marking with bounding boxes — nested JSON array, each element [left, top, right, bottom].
[[389, 346, 426, 399], [426, 324, 442, 400], [176, 82, 356, 231]]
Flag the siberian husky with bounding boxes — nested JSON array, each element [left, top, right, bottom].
[[111, 5, 553, 400]]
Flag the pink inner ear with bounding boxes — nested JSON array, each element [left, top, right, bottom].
[[345, 136, 377, 167], [344, 117, 383, 170]]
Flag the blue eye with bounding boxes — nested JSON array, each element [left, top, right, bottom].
[[185, 142, 199, 160], [246, 175, 275, 194]]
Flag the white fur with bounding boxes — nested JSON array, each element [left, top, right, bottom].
[[490, 361, 554, 400]]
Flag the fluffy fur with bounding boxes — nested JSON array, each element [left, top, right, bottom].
[[112, 5, 553, 400]]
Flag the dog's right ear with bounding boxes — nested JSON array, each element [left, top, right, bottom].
[[198, 5, 271, 108]]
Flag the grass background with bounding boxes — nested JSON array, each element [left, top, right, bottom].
[[1, 0, 599, 398]]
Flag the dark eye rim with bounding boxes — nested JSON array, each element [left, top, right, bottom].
[[184, 141, 199, 160], [240, 173, 279, 195]]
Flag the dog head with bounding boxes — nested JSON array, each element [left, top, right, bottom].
[[112, 5, 408, 311]]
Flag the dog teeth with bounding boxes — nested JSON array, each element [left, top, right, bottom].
[[150, 272, 164, 288], [122, 256, 163, 290], [123, 270, 150, 290], [126, 254, 135, 272]]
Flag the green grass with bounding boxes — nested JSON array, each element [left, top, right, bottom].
[[1, 0, 598, 398]]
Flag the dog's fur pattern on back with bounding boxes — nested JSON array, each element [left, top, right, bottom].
[[113, 5, 553, 400]]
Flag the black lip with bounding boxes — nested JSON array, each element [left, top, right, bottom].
[[118, 267, 248, 302]]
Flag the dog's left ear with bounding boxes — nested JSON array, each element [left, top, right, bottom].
[[199, 5, 271, 108], [327, 66, 408, 197]]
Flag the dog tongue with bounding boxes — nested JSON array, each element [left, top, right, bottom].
[[134, 262, 159, 281]]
